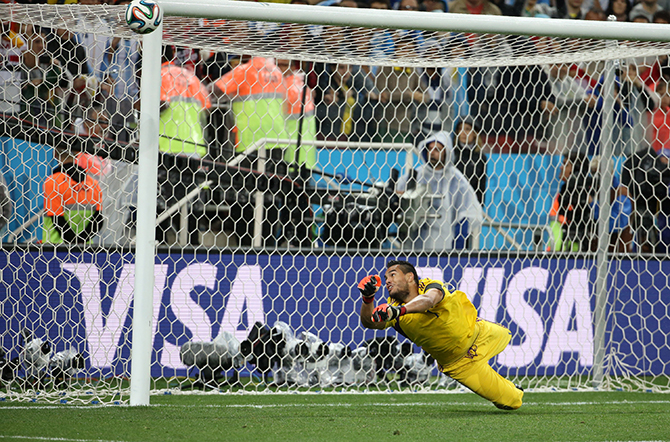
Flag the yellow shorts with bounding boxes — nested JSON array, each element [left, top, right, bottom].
[[441, 319, 523, 410]]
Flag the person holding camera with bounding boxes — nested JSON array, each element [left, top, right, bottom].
[[555, 151, 597, 252], [396, 131, 483, 252]]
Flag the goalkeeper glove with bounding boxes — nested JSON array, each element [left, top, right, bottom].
[[371, 303, 407, 322], [358, 275, 382, 304]]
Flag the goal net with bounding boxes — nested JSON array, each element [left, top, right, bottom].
[[1, 2, 670, 404]]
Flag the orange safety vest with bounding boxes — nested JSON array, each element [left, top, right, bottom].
[[160, 62, 211, 109], [214, 57, 288, 152], [44, 172, 102, 217]]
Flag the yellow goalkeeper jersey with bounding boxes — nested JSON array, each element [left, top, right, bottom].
[[385, 278, 478, 368]]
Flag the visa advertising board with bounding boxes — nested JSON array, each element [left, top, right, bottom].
[[1, 251, 668, 377]]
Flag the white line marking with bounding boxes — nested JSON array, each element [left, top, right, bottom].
[[0, 436, 128, 442], [1, 400, 669, 410]]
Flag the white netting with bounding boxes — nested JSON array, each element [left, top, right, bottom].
[[0, 3, 669, 404]]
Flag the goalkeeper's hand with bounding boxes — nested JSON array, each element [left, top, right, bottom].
[[371, 304, 407, 323], [358, 275, 382, 304]]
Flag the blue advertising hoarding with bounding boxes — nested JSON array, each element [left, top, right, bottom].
[[1, 250, 668, 378]]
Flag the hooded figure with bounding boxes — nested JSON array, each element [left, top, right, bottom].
[[397, 131, 483, 251]]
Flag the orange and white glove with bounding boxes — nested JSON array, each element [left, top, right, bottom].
[[358, 275, 382, 304]]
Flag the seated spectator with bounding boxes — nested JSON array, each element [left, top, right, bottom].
[[43, 148, 103, 245], [160, 46, 211, 158], [630, 0, 664, 23], [605, 0, 632, 22], [452, 117, 487, 204], [19, 28, 67, 128], [651, 81, 670, 152], [396, 131, 483, 251]]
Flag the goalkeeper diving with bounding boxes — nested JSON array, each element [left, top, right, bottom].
[[359, 260, 523, 410]]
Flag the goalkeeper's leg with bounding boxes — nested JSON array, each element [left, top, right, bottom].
[[444, 320, 523, 410]]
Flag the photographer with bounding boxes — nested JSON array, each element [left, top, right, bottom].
[[621, 144, 670, 254], [396, 131, 483, 252], [556, 151, 596, 252]]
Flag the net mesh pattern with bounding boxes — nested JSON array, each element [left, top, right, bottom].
[[0, 4, 669, 404]]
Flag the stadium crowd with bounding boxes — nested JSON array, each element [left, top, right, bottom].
[[0, 0, 669, 253]]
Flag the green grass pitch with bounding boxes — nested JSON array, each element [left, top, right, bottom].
[[1, 391, 669, 441]]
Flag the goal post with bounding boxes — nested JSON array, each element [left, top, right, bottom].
[[1, 1, 670, 406]]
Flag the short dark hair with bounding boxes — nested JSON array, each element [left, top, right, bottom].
[[387, 260, 420, 285], [652, 9, 670, 24]]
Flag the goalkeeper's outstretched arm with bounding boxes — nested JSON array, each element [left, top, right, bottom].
[[358, 275, 386, 330]]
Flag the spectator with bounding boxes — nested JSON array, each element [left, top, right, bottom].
[[367, 0, 395, 71], [490, 37, 557, 152], [511, 0, 550, 17], [619, 63, 657, 153], [43, 148, 103, 245], [73, 0, 112, 80], [375, 32, 427, 142], [605, 0, 632, 21], [543, 63, 589, 154], [19, 29, 67, 128], [589, 155, 633, 253], [0, 20, 27, 113], [653, 9, 670, 23], [72, 102, 110, 139], [63, 74, 98, 130], [584, 7, 607, 20], [316, 63, 373, 139], [278, 58, 317, 169], [413, 39, 454, 142], [99, 30, 141, 123], [422, 0, 446, 11], [160, 46, 211, 158], [582, 74, 633, 155], [630, 0, 664, 23], [651, 81, 670, 152], [452, 117, 487, 204], [448, 0, 502, 15], [45, 28, 89, 79], [396, 131, 483, 251], [630, 14, 651, 23], [621, 144, 670, 253], [212, 56, 286, 154], [537, 0, 585, 19]]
